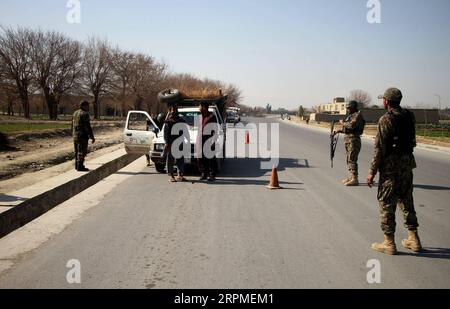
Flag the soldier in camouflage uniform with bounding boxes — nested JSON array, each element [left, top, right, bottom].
[[72, 101, 95, 172], [335, 100, 365, 186], [367, 88, 422, 255]]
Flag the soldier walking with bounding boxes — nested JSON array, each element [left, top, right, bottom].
[[334, 100, 365, 186], [72, 101, 95, 172], [367, 88, 422, 255]]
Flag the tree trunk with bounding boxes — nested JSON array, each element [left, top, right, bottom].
[[121, 83, 127, 117], [134, 95, 143, 111], [7, 97, 14, 116], [19, 92, 30, 119], [93, 93, 100, 120], [44, 90, 57, 120]]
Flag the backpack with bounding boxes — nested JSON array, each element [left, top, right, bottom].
[[390, 108, 416, 155]]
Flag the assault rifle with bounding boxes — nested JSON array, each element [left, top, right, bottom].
[[330, 121, 339, 168]]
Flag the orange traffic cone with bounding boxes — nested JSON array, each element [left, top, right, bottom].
[[266, 166, 282, 190], [245, 130, 250, 144]]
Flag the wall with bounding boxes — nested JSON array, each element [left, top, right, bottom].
[[311, 109, 439, 124]]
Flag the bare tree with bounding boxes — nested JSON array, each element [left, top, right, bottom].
[[81, 38, 113, 119], [223, 83, 243, 106], [348, 89, 372, 108], [0, 57, 18, 116], [31, 30, 82, 120], [0, 26, 34, 119], [110, 48, 135, 116], [128, 53, 167, 112]]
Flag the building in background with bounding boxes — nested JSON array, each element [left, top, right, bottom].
[[316, 97, 348, 115]]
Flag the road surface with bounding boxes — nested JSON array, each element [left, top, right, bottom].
[[0, 117, 449, 288]]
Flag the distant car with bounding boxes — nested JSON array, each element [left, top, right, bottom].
[[226, 111, 240, 124], [281, 113, 291, 120]]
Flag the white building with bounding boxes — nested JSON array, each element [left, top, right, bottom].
[[316, 97, 348, 115]]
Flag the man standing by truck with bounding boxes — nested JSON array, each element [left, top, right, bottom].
[[197, 101, 218, 182], [334, 100, 365, 186], [164, 104, 188, 182], [72, 101, 95, 172]]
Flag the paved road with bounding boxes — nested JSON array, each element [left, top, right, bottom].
[[0, 117, 449, 288]]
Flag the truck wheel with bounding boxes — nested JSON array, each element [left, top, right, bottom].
[[157, 89, 181, 105], [155, 163, 166, 173]]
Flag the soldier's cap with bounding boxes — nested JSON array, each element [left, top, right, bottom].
[[378, 87, 403, 103]]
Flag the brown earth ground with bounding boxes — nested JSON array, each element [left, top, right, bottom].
[[0, 121, 125, 192]]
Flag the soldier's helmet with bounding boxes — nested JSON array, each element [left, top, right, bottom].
[[346, 100, 358, 110], [79, 100, 89, 108], [156, 113, 166, 124]]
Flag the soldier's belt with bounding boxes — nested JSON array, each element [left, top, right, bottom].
[[345, 134, 361, 138]]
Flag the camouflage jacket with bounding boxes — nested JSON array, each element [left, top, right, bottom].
[[341, 111, 365, 139], [369, 107, 417, 175], [72, 109, 94, 140]]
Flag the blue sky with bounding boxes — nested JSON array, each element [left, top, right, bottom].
[[1, 0, 449, 109]]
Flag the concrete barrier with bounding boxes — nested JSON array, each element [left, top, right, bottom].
[[0, 153, 140, 238]]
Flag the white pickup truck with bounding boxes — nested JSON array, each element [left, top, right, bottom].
[[123, 105, 226, 173]]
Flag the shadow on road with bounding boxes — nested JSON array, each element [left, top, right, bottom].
[[135, 157, 308, 181], [114, 171, 159, 176], [221, 158, 309, 178], [413, 184, 450, 191], [398, 247, 450, 260], [211, 178, 303, 189]]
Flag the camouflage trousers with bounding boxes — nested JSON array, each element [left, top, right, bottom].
[[74, 139, 88, 164], [377, 167, 419, 235], [344, 137, 361, 175]]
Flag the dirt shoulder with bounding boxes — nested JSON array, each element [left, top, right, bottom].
[[0, 122, 125, 182]]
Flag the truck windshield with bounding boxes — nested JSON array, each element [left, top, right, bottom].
[[178, 111, 218, 127], [178, 111, 200, 126]]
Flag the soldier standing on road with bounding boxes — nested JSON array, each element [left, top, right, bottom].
[[72, 101, 95, 172], [367, 88, 422, 255], [334, 100, 366, 186]]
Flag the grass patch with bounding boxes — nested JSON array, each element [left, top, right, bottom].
[[416, 129, 450, 138], [0, 123, 71, 133]]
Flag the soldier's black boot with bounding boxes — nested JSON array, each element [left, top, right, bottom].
[[75, 161, 79, 171], [77, 160, 89, 172], [198, 173, 207, 181]]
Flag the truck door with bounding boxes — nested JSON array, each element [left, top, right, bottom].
[[123, 111, 159, 155]]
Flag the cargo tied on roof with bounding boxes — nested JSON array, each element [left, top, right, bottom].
[[157, 88, 228, 119]]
